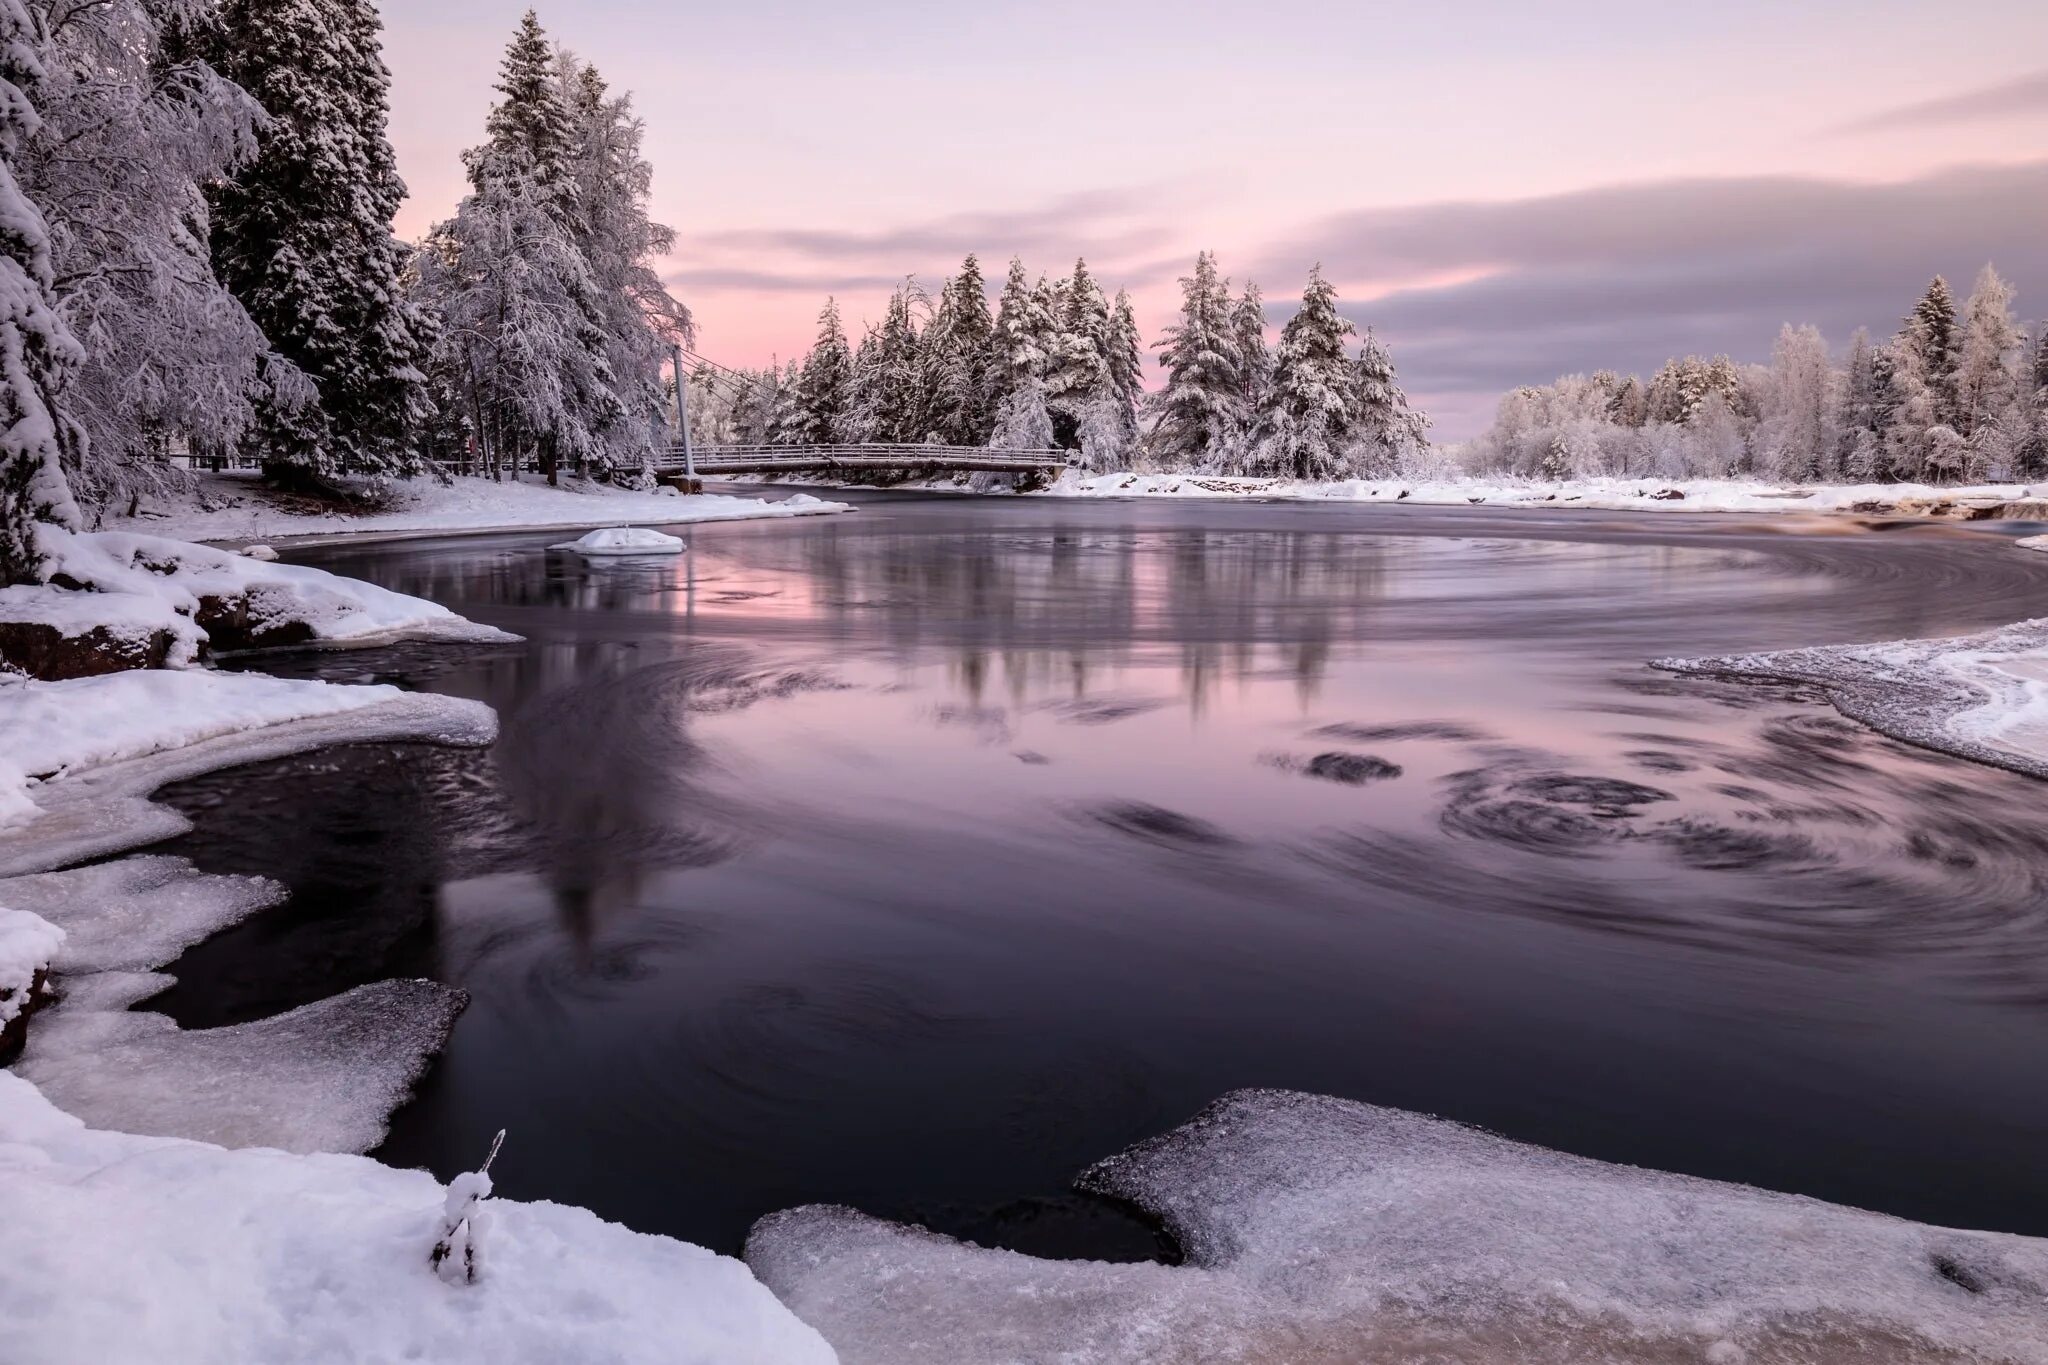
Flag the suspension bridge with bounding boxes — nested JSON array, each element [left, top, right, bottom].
[[660, 346, 1070, 487]]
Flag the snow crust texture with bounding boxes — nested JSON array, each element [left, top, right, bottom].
[[1658, 617, 2048, 780], [0, 906, 62, 1022], [0, 1073, 839, 1364], [749, 1089, 2048, 1364]]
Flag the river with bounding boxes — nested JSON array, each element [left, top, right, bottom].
[[143, 490, 2048, 1257]]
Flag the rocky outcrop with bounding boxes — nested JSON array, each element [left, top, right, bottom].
[[0, 620, 177, 680], [192, 593, 317, 652], [0, 965, 52, 1066]]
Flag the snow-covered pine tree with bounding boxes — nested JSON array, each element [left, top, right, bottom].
[[1098, 288, 1144, 460], [794, 298, 851, 444], [1882, 336, 1944, 483], [1350, 326, 1429, 477], [920, 258, 995, 445], [988, 257, 1051, 426], [411, 11, 608, 483], [1755, 324, 1838, 483], [2019, 326, 2048, 481], [559, 56, 691, 475], [1954, 264, 2023, 476], [1838, 328, 1885, 481], [19, 0, 283, 513], [1148, 251, 1241, 471], [767, 357, 804, 445], [1229, 284, 1273, 426], [1248, 265, 1356, 480], [1045, 258, 1112, 448], [853, 279, 927, 442], [0, 0, 81, 582], [207, 0, 434, 484], [1904, 276, 1962, 432]]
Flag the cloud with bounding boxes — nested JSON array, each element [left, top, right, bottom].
[[1257, 161, 2048, 438], [1834, 71, 2048, 134]]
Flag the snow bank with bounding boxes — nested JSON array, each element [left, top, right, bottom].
[[118, 471, 850, 544], [1026, 469, 2048, 518], [0, 682, 497, 876], [750, 1089, 2048, 1364], [20, 525, 516, 662], [549, 525, 687, 555], [1658, 617, 2048, 780], [0, 1072, 838, 1365], [0, 907, 62, 1024], [0, 854, 284, 973]]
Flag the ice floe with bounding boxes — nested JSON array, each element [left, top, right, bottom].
[[550, 525, 687, 555], [751, 1089, 2048, 1364]]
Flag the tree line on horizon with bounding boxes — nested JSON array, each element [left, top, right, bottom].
[[688, 251, 1432, 480], [1467, 268, 2048, 486]]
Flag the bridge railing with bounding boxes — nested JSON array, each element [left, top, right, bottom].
[[654, 442, 1070, 472]]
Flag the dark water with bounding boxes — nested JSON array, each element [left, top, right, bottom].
[[150, 492, 2048, 1257]]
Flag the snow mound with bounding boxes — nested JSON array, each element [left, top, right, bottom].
[[2016, 534, 2048, 553], [0, 686, 497, 876], [550, 525, 687, 555], [0, 907, 62, 1023], [1657, 617, 2048, 779], [29, 526, 516, 660], [749, 1089, 2048, 1364], [19, 975, 466, 1153], [240, 543, 280, 560], [0, 854, 285, 973], [0, 1072, 838, 1364]]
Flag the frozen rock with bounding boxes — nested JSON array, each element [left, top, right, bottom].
[[549, 526, 688, 556], [240, 543, 280, 561]]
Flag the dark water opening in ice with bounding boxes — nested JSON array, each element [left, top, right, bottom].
[[149, 491, 2048, 1258]]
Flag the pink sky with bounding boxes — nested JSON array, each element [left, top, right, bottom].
[[383, 1, 2048, 438]]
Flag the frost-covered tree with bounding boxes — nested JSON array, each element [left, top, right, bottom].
[[1149, 251, 1241, 471], [0, 0, 80, 581], [850, 280, 927, 442], [207, 0, 433, 482], [991, 377, 1053, 450], [2017, 327, 2048, 481], [411, 11, 609, 483], [793, 297, 850, 444], [1903, 276, 1961, 432], [1045, 257, 1111, 447], [988, 257, 1050, 417], [559, 56, 691, 472], [1754, 324, 1838, 483], [20, 0, 288, 512], [1883, 336, 1946, 482], [1838, 328, 1885, 481], [1095, 288, 1144, 463], [1229, 283, 1273, 423], [922, 257, 994, 445], [1955, 264, 2023, 473], [1249, 266, 1357, 480], [1350, 326, 1429, 476]]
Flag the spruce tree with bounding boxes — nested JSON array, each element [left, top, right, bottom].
[[1351, 327, 1429, 477], [1149, 251, 1241, 471], [1904, 276, 1961, 431], [989, 257, 1052, 416], [2022, 328, 2048, 480], [1045, 258, 1111, 446], [1230, 284, 1273, 422], [0, 0, 83, 581], [923, 257, 995, 444], [1250, 265, 1357, 480], [208, 0, 433, 483], [795, 298, 851, 444]]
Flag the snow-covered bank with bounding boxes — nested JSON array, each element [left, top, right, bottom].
[[116, 471, 849, 545], [1658, 616, 2048, 781], [751, 1089, 2048, 1365], [0, 1073, 837, 1365], [841, 467, 2048, 518]]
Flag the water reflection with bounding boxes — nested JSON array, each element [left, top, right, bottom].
[[161, 497, 2048, 1257]]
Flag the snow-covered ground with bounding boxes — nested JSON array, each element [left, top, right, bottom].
[[752, 1089, 2048, 1365], [0, 1072, 837, 1365], [115, 471, 848, 545], [776, 467, 2048, 518]]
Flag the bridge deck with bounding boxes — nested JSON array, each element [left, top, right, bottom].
[[654, 443, 1069, 476]]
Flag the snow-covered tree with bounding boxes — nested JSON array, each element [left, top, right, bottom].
[[1903, 276, 1961, 431], [0, 0, 80, 581], [922, 257, 994, 445], [1350, 326, 1429, 476], [794, 298, 851, 444], [1754, 324, 1839, 483], [1838, 328, 1885, 481], [19, 0, 288, 513], [2017, 327, 2048, 481], [558, 55, 691, 473], [990, 377, 1053, 450], [987, 257, 1050, 420], [1883, 336, 1947, 482], [411, 11, 610, 483], [207, 0, 434, 482], [1045, 257, 1111, 446], [1149, 251, 1241, 471], [850, 279, 927, 442], [1248, 266, 1357, 480], [1955, 264, 2023, 473], [1229, 283, 1273, 421]]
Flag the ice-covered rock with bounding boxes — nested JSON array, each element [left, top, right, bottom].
[[549, 525, 688, 556], [0, 1072, 838, 1364], [0, 907, 62, 1059], [749, 1088, 2048, 1364], [239, 543, 280, 561]]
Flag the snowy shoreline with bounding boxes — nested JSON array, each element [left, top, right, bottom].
[[112, 472, 850, 548]]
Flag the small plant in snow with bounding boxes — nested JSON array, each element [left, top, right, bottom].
[[431, 1128, 505, 1286]]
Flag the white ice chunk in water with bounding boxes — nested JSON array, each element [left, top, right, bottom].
[[0, 854, 285, 973], [550, 525, 688, 556], [749, 1089, 2048, 1364]]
